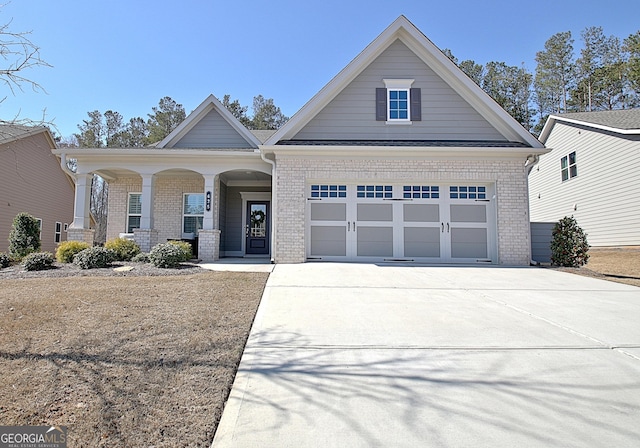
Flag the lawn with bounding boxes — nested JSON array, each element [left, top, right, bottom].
[[555, 247, 640, 287], [0, 270, 269, 447]]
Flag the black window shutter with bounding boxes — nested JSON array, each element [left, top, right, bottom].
[[376, 88, 387, 121], [410, 88, 421, 121]]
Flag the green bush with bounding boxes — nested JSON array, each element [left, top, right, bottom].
[[104, 237, 140, 261], [0, 252, 11, 269], [22, 252, 55, 271], [131, 252, 150, 263], [550, 216, 590, 267], [167, 240, 193, 262], [149, 243, 184, 268], [8, 212, 41, 258], [73, 247, 116, 269], [56, 241, 91, 263]]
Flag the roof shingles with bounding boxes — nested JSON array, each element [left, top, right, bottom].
[[557, 109, 640, 130]]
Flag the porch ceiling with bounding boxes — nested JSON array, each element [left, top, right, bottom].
[[220, 170, 271, 183]]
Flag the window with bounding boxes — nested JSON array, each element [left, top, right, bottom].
[[561, 152, 577, 181], [310, 185, 347, 198], [389, 89, 409, 120], [36, 218, 42, 240], [403, 185, 440, 199], [183, 193, 204, 235], [127, 193, 142, 233], [54, 222, 62, 243], [376, 79, 421, 123], [449, 186, 486, 200], [357, 185, 393, 198]]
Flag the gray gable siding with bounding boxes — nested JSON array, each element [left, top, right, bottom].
[[293, 40, 506, 141], [174, 108, 254, 148]]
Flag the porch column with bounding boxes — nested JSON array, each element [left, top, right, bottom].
[[134, 173, 158, 252], [202, 175, 216, 230], [199, 174, 220, 262], [140, 174, 155, 229], [68, 173, 95, 244]]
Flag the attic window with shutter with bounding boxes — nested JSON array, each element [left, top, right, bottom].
[[377, 79, 421, 124]]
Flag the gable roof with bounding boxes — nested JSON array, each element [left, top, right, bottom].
[[539, 109, 640, 143], [156, 94, 262, 149], [264, 15, 542, 148]]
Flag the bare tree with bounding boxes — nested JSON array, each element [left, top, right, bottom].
[[0, 12, 51, 125]]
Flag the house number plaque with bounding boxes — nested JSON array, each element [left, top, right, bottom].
[[206, 191, 212, 211]]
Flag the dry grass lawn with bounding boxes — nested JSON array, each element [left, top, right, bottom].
[[0, 271, 268, 447], [556, 247, 640, 287]]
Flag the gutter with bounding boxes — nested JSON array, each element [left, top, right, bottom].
[[525, 154, 540, 175], [260, 150, 277, 264]]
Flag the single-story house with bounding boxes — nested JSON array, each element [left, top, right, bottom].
[[1, 125, 75, 253], [529, 109, 640, 246], [56, 16, 546, 265]]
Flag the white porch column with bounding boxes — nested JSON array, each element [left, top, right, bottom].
[[202, 175, 216, 230], [72, 173, 92, 229], [199, 174, 220, 262], [134, 173, 158, 252], [67, 173, 95, 244], [140, 174, 155, 229]]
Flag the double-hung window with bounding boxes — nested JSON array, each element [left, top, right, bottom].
[[127, 193, 142, 233], [376, 79, 420, 124], [183, 193, 204, 236], [561, 152, 577, 182]]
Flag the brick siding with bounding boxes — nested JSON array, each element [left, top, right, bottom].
[[274, 156, 532, 265]]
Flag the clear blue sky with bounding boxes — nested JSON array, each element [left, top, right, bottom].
[[2, 0, 638, 138]]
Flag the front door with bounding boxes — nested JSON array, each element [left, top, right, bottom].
[[245, 201, 270, 255]]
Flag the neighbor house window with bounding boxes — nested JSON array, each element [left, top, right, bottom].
[[54, 222, 62, 243], [183, 193, 204, 236], [376, 79, 421, 123], [561, 152, 577, 182], [36, 218, 42, 240], [127, 193, 142, 233]]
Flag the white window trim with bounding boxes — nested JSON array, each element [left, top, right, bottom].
[[383, 79, 414, 124], [182, 193, 205, 239], [127, 192, 142, 233]]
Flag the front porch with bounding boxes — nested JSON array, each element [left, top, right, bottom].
[[65, 151, 273, 262]]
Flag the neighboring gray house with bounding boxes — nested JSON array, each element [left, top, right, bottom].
[[56, 16, 546, 265], [529, 109, 640, 246], [0, 125, 75, 253]]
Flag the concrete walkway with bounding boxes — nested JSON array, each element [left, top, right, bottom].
[[212, 263, 640, 448]]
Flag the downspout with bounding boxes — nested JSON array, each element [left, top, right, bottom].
[[525, 154, 541, 265], [260, 150, 276, 264]]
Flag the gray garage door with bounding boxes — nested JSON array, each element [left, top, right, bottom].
[[307, 183, 495, 263]]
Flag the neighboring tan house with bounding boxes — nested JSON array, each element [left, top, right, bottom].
[[56, 16, 546, 265], [0, 125, 75, 253], [529, 109, 640, 247]]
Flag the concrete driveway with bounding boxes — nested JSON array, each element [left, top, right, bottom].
[[212, 264, 640, 448]]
